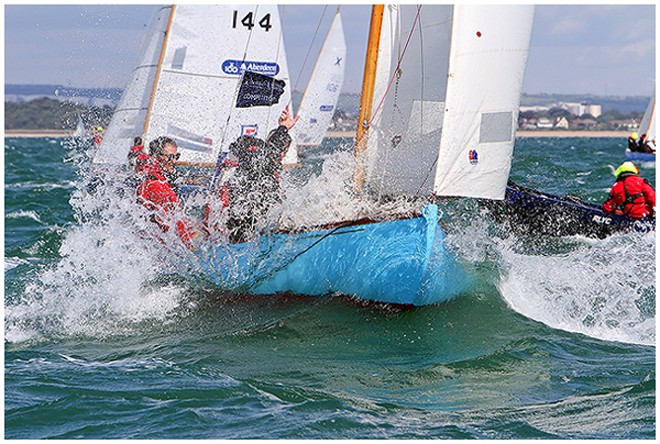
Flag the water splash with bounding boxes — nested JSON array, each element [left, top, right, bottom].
[[5, 143, 196, 343], [496, 232, 655, 346]]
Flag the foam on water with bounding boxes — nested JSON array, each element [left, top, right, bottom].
[[6, 210, 43, 223], [496, 232, 655, 346], [278, 148, 420, 229], [5, 257, 31, 271], [4, 166, 195, 343]]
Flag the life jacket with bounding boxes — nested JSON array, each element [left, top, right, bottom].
[[136, 162, 196, 246], [603, 174, 656, 219]]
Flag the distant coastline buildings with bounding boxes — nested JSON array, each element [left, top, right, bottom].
[[520, 101, 602, 118]]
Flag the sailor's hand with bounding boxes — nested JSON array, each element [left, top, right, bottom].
[[279, 105, 299, 130]]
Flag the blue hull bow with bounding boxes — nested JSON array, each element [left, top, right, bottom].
[[625, 150, 655, 162], [197, 204, 469, 306]]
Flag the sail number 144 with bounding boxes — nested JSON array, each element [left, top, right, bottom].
[[232, 11, 272, 32]]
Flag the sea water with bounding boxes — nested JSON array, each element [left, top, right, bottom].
[[4, 136, 655, 439]]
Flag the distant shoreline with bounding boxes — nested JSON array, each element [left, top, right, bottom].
[[5, 129, 631, 139]]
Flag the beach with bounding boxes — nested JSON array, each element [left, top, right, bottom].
[[5, 129, 631, 139]]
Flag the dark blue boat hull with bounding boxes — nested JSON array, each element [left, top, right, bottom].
[[483, 182, 655, 239]]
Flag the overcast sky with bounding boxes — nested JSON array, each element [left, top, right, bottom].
[[3, 3, 656, 97]]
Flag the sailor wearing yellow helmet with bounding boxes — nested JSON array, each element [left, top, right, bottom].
[[627, 132, 640, 152], [92, 126, 104, 145], [603, 162, 655, 219]]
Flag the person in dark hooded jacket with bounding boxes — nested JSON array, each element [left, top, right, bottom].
[[221, 106, 299, 243]]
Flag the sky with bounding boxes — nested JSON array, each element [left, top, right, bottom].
[[3, 3, 656, 97]]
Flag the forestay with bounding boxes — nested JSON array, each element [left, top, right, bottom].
[[94, 5, 291, 165], [360, 5, 534, 200]]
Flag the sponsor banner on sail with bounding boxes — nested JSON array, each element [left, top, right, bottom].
[[235, 70, 286, 108], [222, 59, 280, 77]]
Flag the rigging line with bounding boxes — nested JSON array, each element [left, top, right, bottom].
[[412, 10, 437, 199], [292, 5, 329, 95], [272, 5, 288, 115], [248, 221, 365, 290], [355, 4, 423, 149], [211, 5, 265, 191]]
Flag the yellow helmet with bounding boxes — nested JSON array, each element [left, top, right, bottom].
[[615, 161, 638, 178], [632, 132, 639, 139]]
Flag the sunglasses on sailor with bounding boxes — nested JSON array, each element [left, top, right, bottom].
[[160, 152, 181, 161]]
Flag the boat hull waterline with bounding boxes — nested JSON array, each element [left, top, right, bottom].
[[196, 204, 470, 306], [624, 150, 655, 163], [484, 182, 655, 239]]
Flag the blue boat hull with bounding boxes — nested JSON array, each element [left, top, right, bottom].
[[625, 150, 655, 162], [483, 182, 655, 239], [196, 204, 469, 306]]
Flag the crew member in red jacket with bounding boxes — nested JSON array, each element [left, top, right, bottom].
[[136, 136, 203, 248], [603, 162, 655, 219]]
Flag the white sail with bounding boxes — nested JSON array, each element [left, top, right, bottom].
[[73, 114, 86, 137], [360, 5, 534, 201], [638, 94, 655, 141], [434, 5, 534, 199], [362, 4, 399, 185], [284, 11, 347, 165], [94, 5, 291, 165], [94, 6, 171, 165]]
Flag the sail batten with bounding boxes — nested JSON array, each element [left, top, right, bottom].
[[94, 5, 291, 165]]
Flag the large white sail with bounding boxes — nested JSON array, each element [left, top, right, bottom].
[[363, 5, 452, 197], [284, 11, 346, 165], [638, 93, 655, 141], [94, 6, 171, 165], [361, 4, 399, 186], [434, 5, 534, 199], [359, 5, 534, 201], [94, 5, 291, 165]]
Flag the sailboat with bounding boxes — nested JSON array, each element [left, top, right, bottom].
[[73, 114, 87, 138], [625, 93, 656, 162], [282, 9, 347, 167], [194, 4, 535, 306], [482, 180, 655, 239], [94, 4, 291, 166]]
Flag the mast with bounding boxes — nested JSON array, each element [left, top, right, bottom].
[[142, 5, 176, 138], [352, 4, 384, 193]]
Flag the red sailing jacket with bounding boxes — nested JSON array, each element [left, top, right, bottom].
[[136, 162, 195, 246], [128, 144, 151, 170], [603, 174, 656, 219]]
